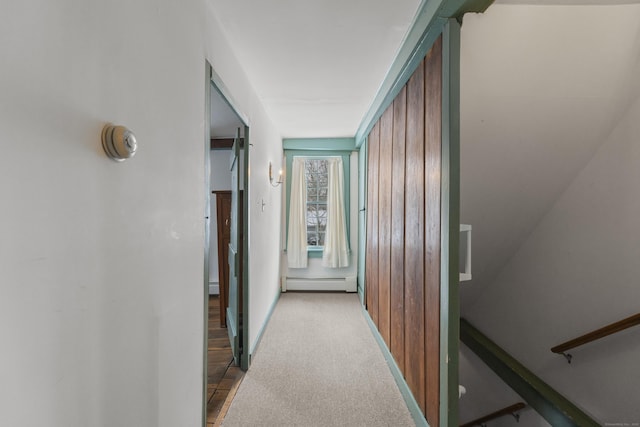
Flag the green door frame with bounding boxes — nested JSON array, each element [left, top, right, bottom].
[[203, 60, 252, 426], [357, 139, 368, 304], [240, 124, 250, 371], [203, 61, 212, 427], [227, 130, 241, 366], [440, 19, 461, 426]]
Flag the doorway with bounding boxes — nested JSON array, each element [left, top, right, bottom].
[[203, 62, 251, 426]]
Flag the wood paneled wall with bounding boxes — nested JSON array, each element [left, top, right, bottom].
[[365, 36, 442, 425]]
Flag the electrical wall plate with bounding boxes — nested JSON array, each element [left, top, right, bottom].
[[102, 124, 137, 161]]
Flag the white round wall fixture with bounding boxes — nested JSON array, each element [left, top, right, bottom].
[[102, 124, 137, 162]]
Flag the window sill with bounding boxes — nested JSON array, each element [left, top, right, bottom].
[[308, 247, 323, 258]]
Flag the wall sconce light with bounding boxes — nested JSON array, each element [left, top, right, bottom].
[[269, 162, 283, 187], [102, 124, 137, 162]]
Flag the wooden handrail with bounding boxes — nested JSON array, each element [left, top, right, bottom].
[[551, 313, 640, 363], [460, 402, 526, 427]]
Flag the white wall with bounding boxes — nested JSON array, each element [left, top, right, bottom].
[[242, 112, 284, 354], [465, 86, 640, 424], [0, 1, 283, 425], [202, 10, 286, 349]]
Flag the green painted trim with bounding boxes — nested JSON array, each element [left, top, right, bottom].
[[209, 68, 249, 127], [354, 0, 493, 147], [210, 67, 251, 371], [355, 14, 446, 147], [249, 290, 281, 359], [307, 247, 323, 258], [241, 124, 250, 371], [282, 248, 325, 258], [202, 61, 213, 427], [357, 138, 368, 304], [362, 307, 429, 427], [440, 0, 495, 17], [202, 61, 255, 417], [284, 150, 352, 253], [283, 138, 356, 151], [440, 19, 461, 427], [460, 319, 601, 427], [227, 136, 241, 367]]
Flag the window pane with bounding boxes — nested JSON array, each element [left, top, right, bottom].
[[304, 158, 330, 247], [307, 230, 319, 246], [308, 189, 317, 200], [317, 208, 327, 224]]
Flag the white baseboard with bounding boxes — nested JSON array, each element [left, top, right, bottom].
[[209, 282, 219, 295], [281, 276, 357, 292]]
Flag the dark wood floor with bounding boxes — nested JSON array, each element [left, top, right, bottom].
[[207, 295, 244, 426]]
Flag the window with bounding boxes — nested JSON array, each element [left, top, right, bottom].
[[305, 159, 328, 247], [285, 149, 351, 257]]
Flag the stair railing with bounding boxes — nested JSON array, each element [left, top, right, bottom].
[[551, 313, 640, 363], [460, 402, 526, 427]]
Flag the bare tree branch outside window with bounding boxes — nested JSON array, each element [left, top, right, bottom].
[[305, 159, 328, 246]]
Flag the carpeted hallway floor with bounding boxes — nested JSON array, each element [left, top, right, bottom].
[[222, 292, 415, 426]]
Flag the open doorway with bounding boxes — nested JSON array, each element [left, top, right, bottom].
[[204, 63, 250, 426]]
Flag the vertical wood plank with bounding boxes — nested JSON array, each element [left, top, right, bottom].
[[390, 87, 407, 371], [365, 37, 445, 423], [404, 59, 426, 414], [378, 105, 394, 346], [366, 122, 380, 326], [424, 35, 443, 427]]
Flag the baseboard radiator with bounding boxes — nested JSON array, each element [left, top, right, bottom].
[[208, 281, 220, 295], [281, 276, 357, 292]]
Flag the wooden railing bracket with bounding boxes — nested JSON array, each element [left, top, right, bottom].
[[461, 402, 526, 427], [562, 352, 573, 364]]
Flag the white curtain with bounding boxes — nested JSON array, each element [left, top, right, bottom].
[[287, 157, 308, 268], [322, 157, 350, 268]]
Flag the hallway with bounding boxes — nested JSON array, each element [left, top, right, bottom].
[[221, 292, 415, 427]]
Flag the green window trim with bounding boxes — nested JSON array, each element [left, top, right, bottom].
[[283, 138, 355, 151], [307, 246, 324, 259], [284, 149, 352, 256]]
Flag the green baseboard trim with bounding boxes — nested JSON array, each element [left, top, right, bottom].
[[361, 307, 429, 427], [249, 291, 281, 362]]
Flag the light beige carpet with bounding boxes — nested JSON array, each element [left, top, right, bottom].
[[222, 292, 415, 427]]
